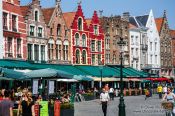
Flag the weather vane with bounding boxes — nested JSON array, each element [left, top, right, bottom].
[[78, 0, 82, 5]]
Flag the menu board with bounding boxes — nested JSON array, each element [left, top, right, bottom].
[[32, 80, 38, 95], [48, 81, 54, 94], [40, 101, 48, 116]]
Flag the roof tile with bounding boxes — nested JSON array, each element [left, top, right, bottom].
[[170, 30, 175, 38], [63, 12, 76, 28], [42, 8, 55, 25], [155, 18, 163, 33]]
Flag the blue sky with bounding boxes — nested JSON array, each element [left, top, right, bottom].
[[21, 0, 175, 29]]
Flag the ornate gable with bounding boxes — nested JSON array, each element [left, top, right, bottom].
[[89, 11, 103, 33], [71, 5, 88, 31], [21, 0, 45, 23]]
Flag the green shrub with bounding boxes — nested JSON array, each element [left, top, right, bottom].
[[61, 103, 74, 109]]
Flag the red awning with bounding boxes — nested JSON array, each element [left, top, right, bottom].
[[154, 77, 170, 82], [144, 78, 155, 81]]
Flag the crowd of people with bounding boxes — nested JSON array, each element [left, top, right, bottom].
[[0, 87, 73, 116]]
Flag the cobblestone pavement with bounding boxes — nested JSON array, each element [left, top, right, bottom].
[[74, 95, 166, 116]]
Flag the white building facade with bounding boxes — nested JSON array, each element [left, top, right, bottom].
[[129, 10, 160, 76], [129, 27, 141, 70], [146, 10, 161, 75], [0, 0, 3, 59], [129, 25, 148, 70]]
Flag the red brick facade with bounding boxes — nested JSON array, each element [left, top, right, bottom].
[[64, 5, 105, 65], [3, 0, 27, 59], [42, 2, 71, 64], [171, 30, 175, 67]]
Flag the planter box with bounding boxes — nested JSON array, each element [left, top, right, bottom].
[[61, 108, 74, 116], [82, 94, 95, 101]]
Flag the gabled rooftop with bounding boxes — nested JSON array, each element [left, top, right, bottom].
[[42, 7, 55, 25], [63, 12, 76, 28], [155, 18, 164, 33]]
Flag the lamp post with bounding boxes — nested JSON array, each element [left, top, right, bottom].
[[99, 61, 103, 91], [117, 37, 126, 116]]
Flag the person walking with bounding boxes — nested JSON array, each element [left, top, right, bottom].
[[100, 88, 110, 116], [163, 85, 168, 94], [109, 87, 114, 100], [0, 90, 14, 116], [157, 84, 163, 99]]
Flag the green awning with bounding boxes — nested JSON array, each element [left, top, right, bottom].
[[23, 68, 73, 79], [73, 75, 93, 81], [75, 65, 121, 77], [0, 59, 32, 69], [31, 64, 88, 75], [0, 68, 27, 79]]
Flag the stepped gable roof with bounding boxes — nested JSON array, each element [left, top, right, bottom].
[[63, 12, 76, 28], [20, 5, 30, 17], [42, 7, 55, 25], [170, 30, 175, 38], [155, 18, 163, 33]]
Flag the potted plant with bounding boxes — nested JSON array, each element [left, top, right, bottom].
[[81, 92, 94, 101]]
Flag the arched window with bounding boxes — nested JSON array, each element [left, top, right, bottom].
[[34, 10, 38, 21], [75, 33, 79, 46], [57, 24, 61, 36], [78, 18, 83, 30], [82, 34, 86, 47], [113, 54, 116, 64], [82, 50, 86, 64], [76, 49, 80, 64]]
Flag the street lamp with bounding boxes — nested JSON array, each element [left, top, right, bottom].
[[117, 37, 126, 116], [99, 61, 103, 91]]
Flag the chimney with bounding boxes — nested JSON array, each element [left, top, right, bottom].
[[123, 12, 130, 22]]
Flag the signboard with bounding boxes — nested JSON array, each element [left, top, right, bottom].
[[54, 100, 60, 116], [33, 80, 38, 95], [40, 101, 48, 116], [48, 81, 54, 94]]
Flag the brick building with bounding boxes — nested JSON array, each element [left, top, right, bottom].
[[170, 30, 175, 77], [88, 11, 105, 65], [0, 0, 2, 58], [100, 15, 129, 66], [2, 0, 27, 59], [155, 11, 172, 78], [42, 1, 70, 64], [21, 0, 48, 62], [63, 5, 105, 65]]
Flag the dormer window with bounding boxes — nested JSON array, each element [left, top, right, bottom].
[[94, 25, 98, 35], [78, 18, 83, 30], [34, 10, 39, 21]]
